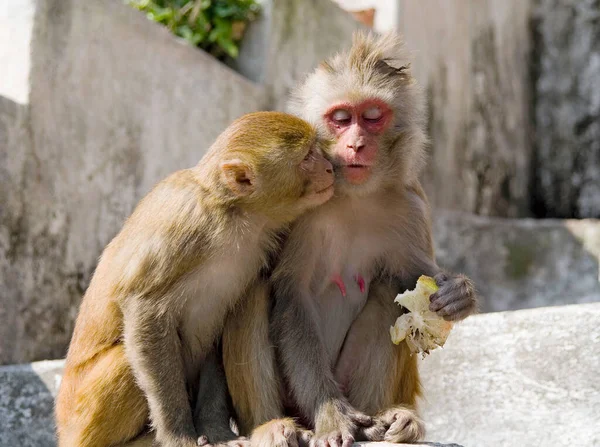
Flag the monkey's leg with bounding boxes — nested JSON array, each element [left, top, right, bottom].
[[56, 344, 149, 447], [194, 345, 249, 446], [222, 281, 284, 436], [334, 282, 424, 443], [122, 299, 199, 447]]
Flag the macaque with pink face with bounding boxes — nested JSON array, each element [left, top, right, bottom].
[[222, 33, 478, 447]]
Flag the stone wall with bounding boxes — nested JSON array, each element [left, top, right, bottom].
[[531, 0, 600, 218], [397, 0, 534, 218], [0, 0, 361, 365], [397, 0, 600, 220]]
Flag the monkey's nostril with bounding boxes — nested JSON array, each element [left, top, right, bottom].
[[326, 168, 333, 174], [348, 143, 365, 152]]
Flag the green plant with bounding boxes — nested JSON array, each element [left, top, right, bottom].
[[128, 0, 260, 59]]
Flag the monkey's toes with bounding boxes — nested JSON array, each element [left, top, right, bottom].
[[223, 437, 251, 447], [251, 419, 299, 447], [383, 410, 425, 443], [310, 430, 354, 447]]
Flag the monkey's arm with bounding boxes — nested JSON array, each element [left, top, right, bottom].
[[122, 298, 198, 447], [393, 183, 477, 321], [270, 275, 372, 442]]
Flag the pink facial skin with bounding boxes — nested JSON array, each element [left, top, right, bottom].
[[324, 99, 393, 185]]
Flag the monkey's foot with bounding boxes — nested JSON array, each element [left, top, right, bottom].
[[332, 273, 347, 297], [251, 418, 304, 447], [359, 406, 424, 443], [197, 435, 250, 447]]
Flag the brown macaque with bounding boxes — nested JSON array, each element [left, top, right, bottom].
[[222, 32, 478, 447], [54, 112, 335, 447]]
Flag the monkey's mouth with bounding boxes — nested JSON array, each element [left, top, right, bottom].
[[316, 183, 335, 194], [346, 164, 369, 169], [342, 165, 372, 184]]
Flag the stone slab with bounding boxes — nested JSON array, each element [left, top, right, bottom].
[[433, 211, 600, 312], [419, 302, 600, 447]]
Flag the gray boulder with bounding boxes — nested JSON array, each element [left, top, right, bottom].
[[433, 211, 600, 312], [0, 360, 63, 446]]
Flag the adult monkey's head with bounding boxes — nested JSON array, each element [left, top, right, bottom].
[[289, 32, 428, 197]]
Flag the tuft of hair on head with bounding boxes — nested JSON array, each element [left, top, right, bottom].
[[345, 31, 412, 81], [288, 31, 423, 130]]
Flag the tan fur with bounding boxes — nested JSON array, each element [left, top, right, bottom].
[[250, 418, 311, 447], [222, 282, 283, 436], [55, 112, 333, 447]]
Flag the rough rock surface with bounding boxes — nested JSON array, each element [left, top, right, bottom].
[[4, 304, 599, 446], [433, 211, 600, 312], [0, 360, 463, 446], [419, 302, 600, 447], [531, 0, 600, 218], [397, 0, 534, 217], [0, 360, 63, 446]]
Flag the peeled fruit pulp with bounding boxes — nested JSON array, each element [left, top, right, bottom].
[[390, 275, 453, 357]]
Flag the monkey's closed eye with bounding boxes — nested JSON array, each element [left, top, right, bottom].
[[331, 109, 352, 125], [363, 106, 383, 122], [303, 149, 313, 161]]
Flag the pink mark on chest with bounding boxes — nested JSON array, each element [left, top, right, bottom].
[[331, 273, 347, 297], [330, 273, 366, 297]]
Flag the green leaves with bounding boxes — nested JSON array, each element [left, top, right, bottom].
[[128, 0, 260, 60]]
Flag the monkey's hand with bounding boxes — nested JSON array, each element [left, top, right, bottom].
[[312, 399, 372, 447], [429, 272, 477, 321]]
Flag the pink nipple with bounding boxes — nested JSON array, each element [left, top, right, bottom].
[[331, 273, 347, 297]]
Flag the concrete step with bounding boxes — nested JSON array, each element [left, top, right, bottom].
[[3, 304, 599, 445], [433, 211, 600, 312], [0, 360, 462, 446], [419, 302, 600, 447]]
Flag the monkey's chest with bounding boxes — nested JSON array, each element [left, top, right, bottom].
[[314, 270, 369, 364], [178, 251, 262, 382], [312, 239, 381, 365]]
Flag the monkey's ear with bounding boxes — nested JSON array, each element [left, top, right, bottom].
[[220, 159, 255, 197]]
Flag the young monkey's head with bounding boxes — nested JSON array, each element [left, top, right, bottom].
[[210, 111, 334, 224], [289, 32, 428, 197]]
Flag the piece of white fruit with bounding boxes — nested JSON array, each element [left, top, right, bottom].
[[390, 275, 453, 357]]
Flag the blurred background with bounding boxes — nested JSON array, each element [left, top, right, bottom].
[[1, 0, 599, 367]]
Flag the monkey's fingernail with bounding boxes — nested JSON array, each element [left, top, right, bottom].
[[429, 293, 438, 302]]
